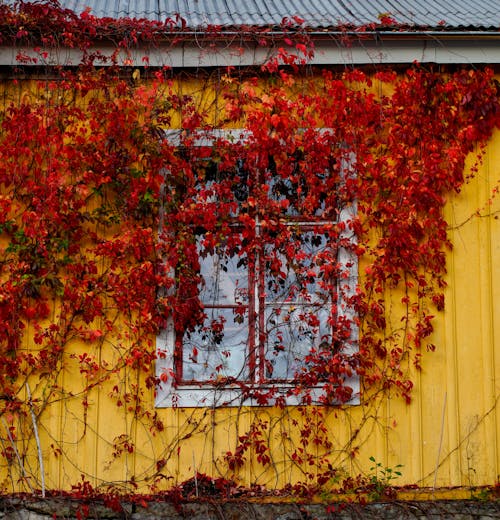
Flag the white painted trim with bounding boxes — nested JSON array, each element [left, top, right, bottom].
[[2, 36, 500, 68]]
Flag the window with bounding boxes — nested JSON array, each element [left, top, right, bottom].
[[156, 130, 359, 407]]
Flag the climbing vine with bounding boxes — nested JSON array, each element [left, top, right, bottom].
[[0, 0, 499, 498]]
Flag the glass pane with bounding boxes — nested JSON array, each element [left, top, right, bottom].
[[267, 162, 329, 217], [265, 231, 332, 303], [265, 304, 331, 380], [195, 158, 248, 214], [198, 242, 248, 306], [183, 307, 249, 382], [183, 235, 249, 382], [264, 230, 334, 380], [268, 174, 300, 217]]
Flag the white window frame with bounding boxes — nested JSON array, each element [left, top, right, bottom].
[[155, 130, 359, 407]]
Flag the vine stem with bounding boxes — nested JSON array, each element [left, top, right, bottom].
[[193, 450, 198, 497], [433, 392, 447, 489], [26, 382, 45, 497], [0, 416, 34, 494]]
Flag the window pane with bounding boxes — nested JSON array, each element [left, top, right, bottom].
[[265, 304, 331, 380], [196, 158, 248, 215], [264, 230, 334, 380], [267, 158, 331, 218], [265, 231, 332, 303], [199, 243, 248, 306], [183, 307, 249, 381], [268, 174, 301, 217], [182, 235, 249, 382]]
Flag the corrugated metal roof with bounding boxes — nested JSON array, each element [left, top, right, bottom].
[[7, 0, 500, 30]]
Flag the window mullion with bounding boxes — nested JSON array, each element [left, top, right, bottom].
[[248, 248, 257, 382], [256, 224, 266, 383]]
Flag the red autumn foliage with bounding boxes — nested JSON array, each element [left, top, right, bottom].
[[0, 0, 499, 495]]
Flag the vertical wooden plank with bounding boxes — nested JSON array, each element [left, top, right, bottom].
[[439, 137, 500, 487], [454, 153, 495, 487], [443, 177, 474, 486], [418, 315, 451, 487], [490, 193, 500, 484], [477, 136, 500, 484]]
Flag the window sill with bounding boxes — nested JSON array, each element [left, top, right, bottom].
[[155, 379, 360, 408]]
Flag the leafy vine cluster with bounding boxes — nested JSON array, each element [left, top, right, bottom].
[[0, 0, 499, 496]]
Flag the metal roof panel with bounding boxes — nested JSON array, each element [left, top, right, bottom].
[[4, 0, 500, 29]]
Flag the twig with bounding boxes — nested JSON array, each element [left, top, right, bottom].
[[433, 392, 447, 490], [0, 416, 35, 494], [192, 450, 199, 497], [26, 383, 45, 497]]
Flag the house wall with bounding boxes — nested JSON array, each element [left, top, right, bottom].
[[0, 74, 498, 494]]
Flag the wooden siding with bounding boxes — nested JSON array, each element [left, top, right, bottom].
[[0, 79, 499, 494]]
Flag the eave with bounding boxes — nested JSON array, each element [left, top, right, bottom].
[[1, 30, 500, 68]]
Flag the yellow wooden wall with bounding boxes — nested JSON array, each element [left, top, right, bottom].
[[1, 78, 499, 495], [36, 130, 500, 493]]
